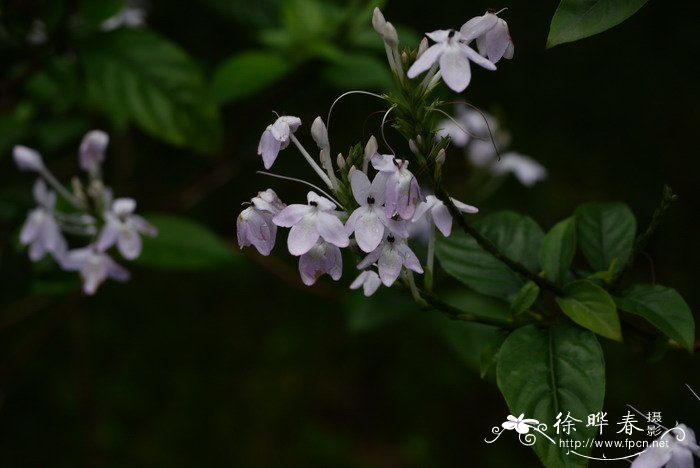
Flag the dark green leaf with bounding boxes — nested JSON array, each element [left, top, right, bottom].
[[136, 215, 238, 270], [615, 284, 695, 352], [575, 202, 636, 274], [480, 333, 506, 379], [547, 0, 650, 48], [81, 0, 123, 25], [497, 323, 605, 467], [81, 29, 221, 153], [510, 281, 540, 316], [436, 211, 544, 299], [212, 52, 294, 104], [539, 216, 576, 283], [556, 280, 622, 341]]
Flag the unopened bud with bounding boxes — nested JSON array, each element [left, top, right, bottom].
[[364, 135, 378, 159], [336, 153, 346, 169], [71, 177, 86, 202], [383, 22, 399, 46], [401, 51, 408, 65], [79, 130, 109, 173], [416, 135, 424, 146], [435, 149, 446, 166], [372, 8, 386, 35], [311, 116, 329, 149], [13, 145, 44, 172], [417, 37, 429, 58], [408, 139, 420, 156]]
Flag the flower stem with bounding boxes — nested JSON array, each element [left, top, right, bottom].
[[39, 167, 86, 210], [290, 135, 334, 189], [419, 289, 516, 329], [425, 219, 435, 292]]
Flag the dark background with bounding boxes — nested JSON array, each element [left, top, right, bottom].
[[0, 0, 698, 466]]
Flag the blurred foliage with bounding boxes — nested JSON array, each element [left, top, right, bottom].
[[0, 0, 698, 466]]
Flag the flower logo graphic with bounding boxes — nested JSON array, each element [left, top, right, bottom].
[[502, 414, 540, 434]]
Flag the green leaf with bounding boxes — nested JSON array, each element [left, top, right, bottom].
[[497, 323, 605, 467], [539, 217, 576, 283], [81, 0, 123, 25], [575, 202, 636, 274], [136, 215, 238, 270], [480, 333, 506, 379], [510, 281, 540, 316], [436, 211, 544, 299], [211, 52, 294, 104], [556, 280, 622, 341], [322, 54, 393, 90], [547, 0, 650, 48], [615, 285, 696, 352], [81, 29, 221, 153]]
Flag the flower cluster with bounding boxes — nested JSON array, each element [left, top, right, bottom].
[[236, 8, 523, 295], [13, 131, 157, 295]]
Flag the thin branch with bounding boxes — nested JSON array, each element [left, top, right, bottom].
[[419, 289, 516, 329], [434, 187, 564, 296]]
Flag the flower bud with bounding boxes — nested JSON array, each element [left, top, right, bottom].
[[435, 149, 446, 166], [336, 153, 346, 169], [383, 22, 399, 46], [372, 8, 386, 35], [416, 135, 424, 146], [401, 51, 408, 66], [364, 135, 378, 159], [79, 130, 109, 173], [417, 37, 429, 58], [408, 139, 420, 156], [311, 116, 329, 150], [13, 145, 44, 172]]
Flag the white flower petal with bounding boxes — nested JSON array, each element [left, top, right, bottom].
[[117, 230, 142, 260], [316, 212, 349, 248], [350, 169, 371, 205], [354, 211, 384, 253], [461, 43, 497, 71], [460, 13, 498, 42], [287, 218, 319, 256], [273, 204, 313, 227], [431, 202, 453, 236], [439, 45, 471, 92], [258, 128, 282, 169], [407, 43, 443, 79]]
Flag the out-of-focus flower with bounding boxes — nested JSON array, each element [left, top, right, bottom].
[[96, 198, 157, 260], [79, 130, 109, 173], [357, 232, 423, 286], [101, 1, 147, 31], [298, 240, 343, 286], [413, 195, 478, 236], [493, 153, 548, 187], [273, 191, 349, 256], [63, 246, 130, 295], [632, 424, 700, 468], [407, 29, 496, 92], [13, 145, 45, 172], [257, 116, 302, 169], [350, 270, 382, 297], [20, 180, 67, 262]]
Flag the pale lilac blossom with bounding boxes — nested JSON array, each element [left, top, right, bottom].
[[371, 154, 421, 220], [461, 11, 514, 63], [13, 145, 45, 172], [20, 180, 67, 261], [257, 115, 302, 169], [493, 153, 548, 187], [273, 191, 349, 256], [357, 232, 423, 287], [298, 240, 343, 286], [237, 189, 285, 256], [412, 195, 478, 236], [97, 198, 156, 260], [407, 29, 496, 92], [350, 270, 382, 297], [63, 246, 130, 295], [79, 130, 109, 173], [632, 424, 699, 468]]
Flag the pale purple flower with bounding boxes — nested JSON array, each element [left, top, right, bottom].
[[298, 239, 343, 286], [436, 106, 497, 148], [273, 191, 349, 256], [237, 189, 285, 256], [412, 195, 478, 236], [357, 232, 423, 287], [492, 152, 548, 187], [96, 198, 156, 260], [350, 270, 382, 297], [63, 246, 130, 295], [371, 154, 421, 220], [632, 424, 699, 468], [407, 29, 496, 92], [257, 116, 302, 169], [461, 11, 514, 63], [20, 180, 67, 262], [13, 145, 45, 172], [79, 130, 109, 173], [345, 170, 406, 253], [101, 1, 146, 31]]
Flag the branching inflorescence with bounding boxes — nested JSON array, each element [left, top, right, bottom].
[[13, 131, 157, 295], [236, 7, 546, 323]]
